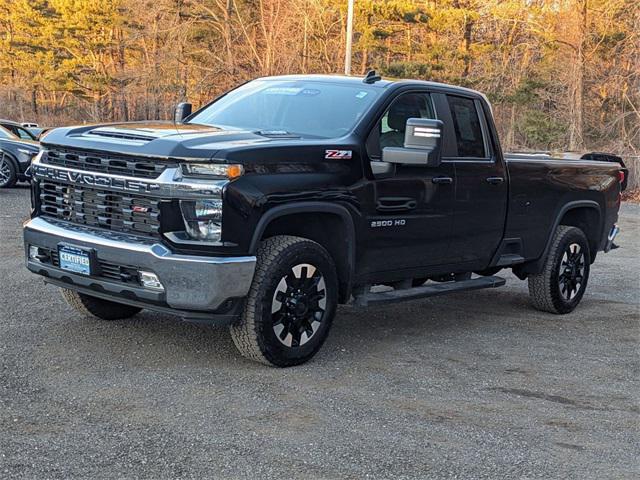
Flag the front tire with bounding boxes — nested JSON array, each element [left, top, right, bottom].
[[61, 289, 142, 320], [528, 226, 590, 314], [0, 153, 17, 188], [230, 235, 338, 367]]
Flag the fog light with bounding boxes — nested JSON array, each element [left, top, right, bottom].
[[29, 245, 49, 262], [139, 271, 164, 291]]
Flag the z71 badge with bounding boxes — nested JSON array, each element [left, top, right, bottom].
[[325, 150, 352, 160]]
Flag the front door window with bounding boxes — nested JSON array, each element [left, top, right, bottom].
[[366, 92, 435, 160]]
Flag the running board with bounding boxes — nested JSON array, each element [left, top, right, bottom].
[[353, 276, 506, 307]]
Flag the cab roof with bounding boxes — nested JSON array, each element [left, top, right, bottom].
[[256, 74, 487, 100], [0, 119, 22, 126]]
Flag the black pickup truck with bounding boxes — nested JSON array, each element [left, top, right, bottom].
[[23, 73, 624, 366]]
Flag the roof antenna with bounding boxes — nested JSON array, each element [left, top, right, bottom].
[[363, 70, 381, 84]]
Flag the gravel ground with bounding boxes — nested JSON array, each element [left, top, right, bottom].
[[1, 186, 638, 479]]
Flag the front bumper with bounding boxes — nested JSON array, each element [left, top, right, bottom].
[[24, 217, 256, 322]]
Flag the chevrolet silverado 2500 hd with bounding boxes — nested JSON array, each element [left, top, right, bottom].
[[23, 73, 624, 366]]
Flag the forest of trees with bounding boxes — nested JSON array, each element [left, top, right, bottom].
[[0, 0, 638, 154]]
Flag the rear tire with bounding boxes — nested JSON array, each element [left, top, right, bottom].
[[61, 289, 142, 320], [230, 235, 338, 367], [528, 226, 590, 314], [0, 153, 17, 188]]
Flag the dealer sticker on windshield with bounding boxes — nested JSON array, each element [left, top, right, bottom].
[[325, 150, 352, 160]]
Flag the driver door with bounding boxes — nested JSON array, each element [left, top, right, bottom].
[[360, 91, 456, 274]]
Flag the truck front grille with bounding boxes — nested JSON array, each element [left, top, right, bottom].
[[39, 180, 161, 237], [43, 147, 169, 179]]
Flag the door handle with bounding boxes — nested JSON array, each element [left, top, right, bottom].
[[376, 196, 417, 213], [486, 176, 504, 185], [432, 176, 453, 185]]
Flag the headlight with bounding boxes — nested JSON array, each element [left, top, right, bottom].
[[17, 148, 38, 161], [180, 199, 223, 241], [181, 163, 244, 179]]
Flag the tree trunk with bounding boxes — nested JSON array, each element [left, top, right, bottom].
[[568, 0, 586, 151], [31, 89, 38, 116]]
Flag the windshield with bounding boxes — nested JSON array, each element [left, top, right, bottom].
[[188, 80, 380, 139], [0, 126, 17, 139]]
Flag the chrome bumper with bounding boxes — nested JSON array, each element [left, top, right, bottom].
[[24, 217, 256, 315]]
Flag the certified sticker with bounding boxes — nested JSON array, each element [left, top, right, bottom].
[[325, 150, 353, 160]]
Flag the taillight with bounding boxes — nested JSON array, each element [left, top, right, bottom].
[[618, 170, 626, 184]]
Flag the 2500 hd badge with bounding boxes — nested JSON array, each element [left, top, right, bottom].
[[371, 219, 406, 228]]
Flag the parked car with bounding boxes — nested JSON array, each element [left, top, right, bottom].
[[0, 124, 40, 188], [23, 73, 625, 366], [0, 119, 38, 141]]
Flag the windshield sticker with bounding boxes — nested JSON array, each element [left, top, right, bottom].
[[300, 88, 321, 96], [263, 87, 303, 95], [325, 150, 352, 160], [355, 91, 368, 99]]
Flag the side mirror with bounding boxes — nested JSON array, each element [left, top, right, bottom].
[[174, 102, 192, 123], [382, 118, 443, 167]]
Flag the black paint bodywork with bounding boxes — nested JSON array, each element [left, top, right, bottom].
[[35, 75, 622, 302]]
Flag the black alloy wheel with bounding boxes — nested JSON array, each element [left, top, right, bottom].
[[558, 242, 586, 301], [0, 153, 17, 188], [271, 263, 327, 348]]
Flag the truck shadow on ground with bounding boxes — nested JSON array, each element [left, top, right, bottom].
[[54, 284, 603, 368]]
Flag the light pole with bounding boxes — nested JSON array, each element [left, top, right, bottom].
[[344, 0, 354, 75]]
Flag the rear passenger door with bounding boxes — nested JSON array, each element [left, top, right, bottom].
[[437, 94, 508, 270]]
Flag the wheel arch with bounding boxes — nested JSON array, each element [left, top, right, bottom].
[[516, 200, 601, 276], [249, 202, 356, 303]]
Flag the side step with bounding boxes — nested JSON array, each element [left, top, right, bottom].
[[496, 254, 525, 266], [353, 276, 506, 307]]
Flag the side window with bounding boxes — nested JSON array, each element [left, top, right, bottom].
[[446, 95, 486, 158], [366, 92, 435, 159]]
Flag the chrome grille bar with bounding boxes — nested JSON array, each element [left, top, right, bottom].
[[39, 180, 162, 237], [43, 147, 170, 178]]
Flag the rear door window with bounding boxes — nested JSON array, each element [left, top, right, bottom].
[[446, 95, 486, 158]]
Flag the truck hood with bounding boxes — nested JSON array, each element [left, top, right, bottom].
[[40, 121, 319, 161]]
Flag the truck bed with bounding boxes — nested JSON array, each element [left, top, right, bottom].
[[503, 153, 621, 262]]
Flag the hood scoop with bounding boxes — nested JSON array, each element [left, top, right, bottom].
[[87, 127, 156, 143]]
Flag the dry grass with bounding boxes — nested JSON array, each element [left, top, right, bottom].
[[622, 188, 640, 203]]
